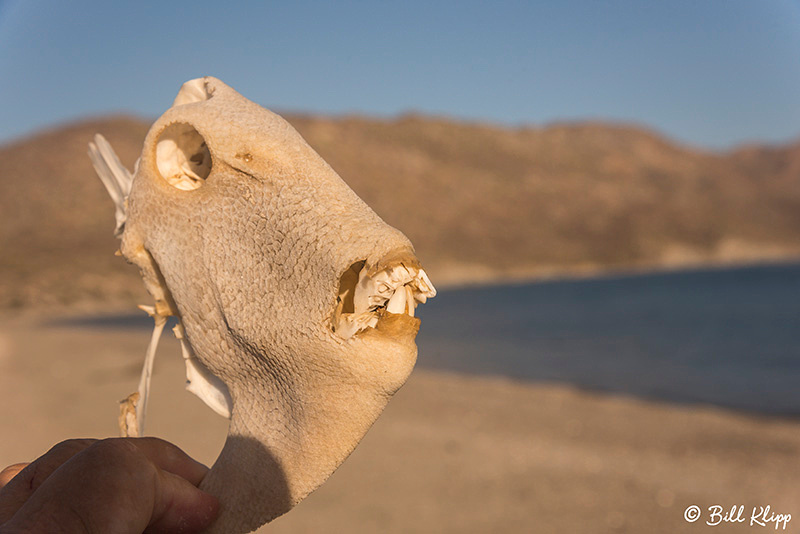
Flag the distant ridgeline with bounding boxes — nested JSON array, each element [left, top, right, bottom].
[[1, 114, 799, 308]]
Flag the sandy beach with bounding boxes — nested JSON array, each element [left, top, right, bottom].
[[0, 312, 798, 533]]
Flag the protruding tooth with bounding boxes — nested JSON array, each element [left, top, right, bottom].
[[406, 286, 415, 317], [335, 263, 437, 339], [388, 265, 413, 287], [386, 287, 407, 314], [416, 269, 437, 297]]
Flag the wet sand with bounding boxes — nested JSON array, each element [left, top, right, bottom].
[[0, 314, 798, 533]]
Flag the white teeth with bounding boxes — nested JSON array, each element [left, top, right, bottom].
[[386, 286, 407, 314], [335, 262, 437, 339], [386, 265, 410, 286], [414, 269, 437, 297], [334, 312, 376, 339], [406, 286, 415, 317]]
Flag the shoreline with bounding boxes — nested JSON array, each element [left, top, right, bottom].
[[428, 254, 800, 291], [4, 256, 800, 320]]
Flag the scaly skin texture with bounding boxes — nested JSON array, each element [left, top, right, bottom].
[[114, 77, 430, 532]]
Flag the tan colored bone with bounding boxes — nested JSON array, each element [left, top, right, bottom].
[[118, 392, 139, 438], [90, 77, 435, 533]]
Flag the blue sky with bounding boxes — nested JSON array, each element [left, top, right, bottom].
[[0, 0, 798, 149]]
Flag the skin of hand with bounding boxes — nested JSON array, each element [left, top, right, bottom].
[[0, 438, 219, 534]]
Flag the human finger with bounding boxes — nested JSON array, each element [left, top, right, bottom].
[[145, 469, 219, 533], [0, 438, 96, 524], [125, 437, 210, 486], [1, 438, 218, 534]]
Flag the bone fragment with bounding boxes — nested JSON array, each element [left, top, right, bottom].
[[135, 305, 167, 436], [118, 392, 140, 438], [173, 322, 232, 418], [88, 134, 132, 236]]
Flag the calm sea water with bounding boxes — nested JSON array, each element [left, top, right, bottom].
[[415, 263, 800, 416], [55, 263, 800, 416]]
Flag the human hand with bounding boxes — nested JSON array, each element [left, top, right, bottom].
[[0, 438, 218, 533]]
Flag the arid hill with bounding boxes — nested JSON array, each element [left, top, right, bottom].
[[1, 114, 799, 309]]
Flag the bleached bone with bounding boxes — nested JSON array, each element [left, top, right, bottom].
[[90, 77, 436, 533], [173, 322, 232, 418], [132, 305, 166, 435], [88, 134, 132, 237]]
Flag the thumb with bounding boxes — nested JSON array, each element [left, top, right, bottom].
[[146, 469, 219, 534]]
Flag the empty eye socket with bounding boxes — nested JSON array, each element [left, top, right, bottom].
[[156, 122, 211, 191]]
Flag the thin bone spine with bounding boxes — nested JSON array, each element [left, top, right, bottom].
[[135, 312, 167, 435]]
